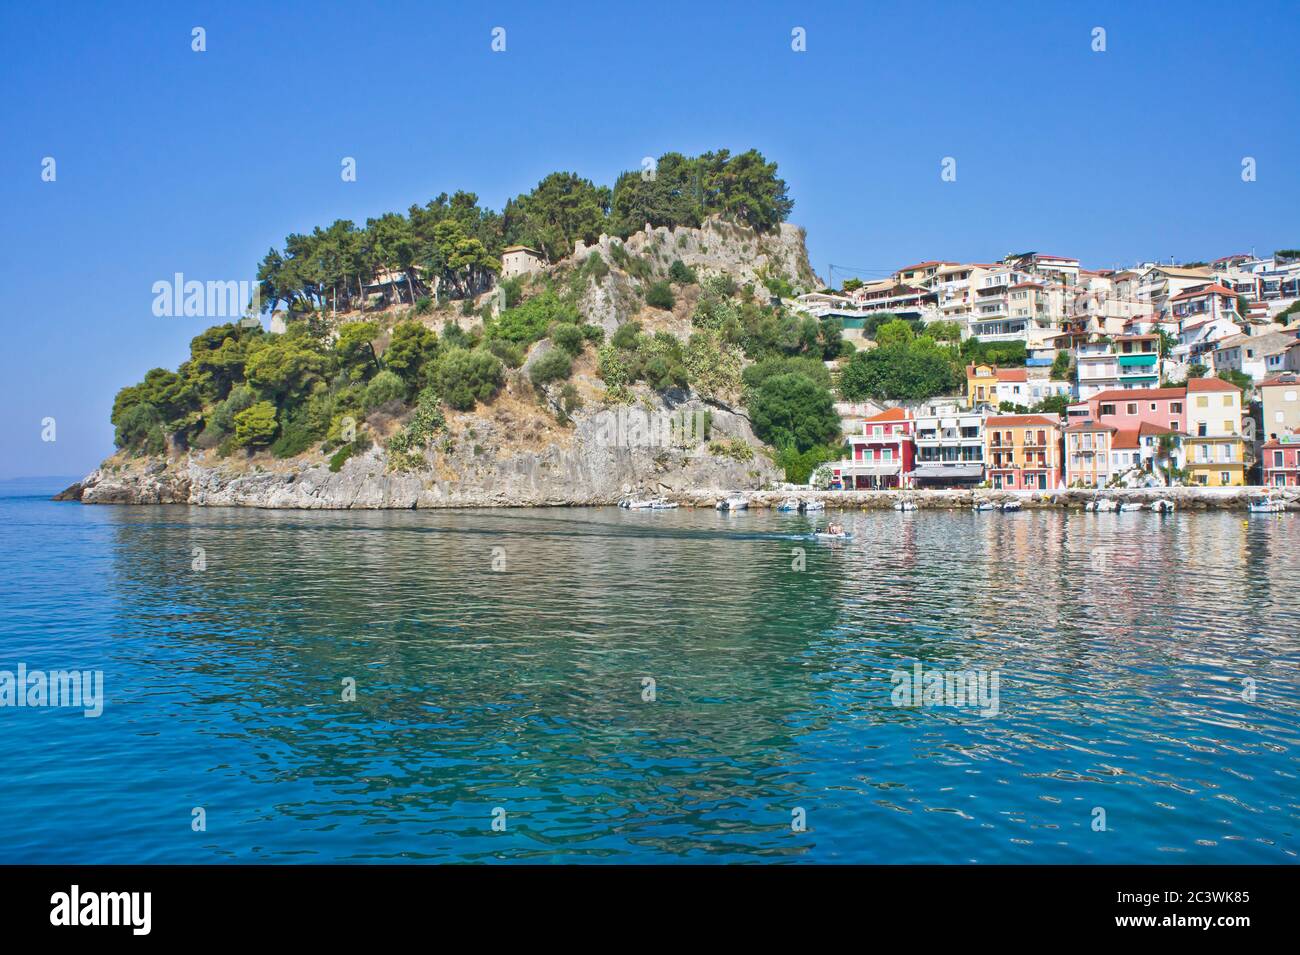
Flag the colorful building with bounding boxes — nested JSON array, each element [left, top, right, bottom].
[[1183, 377, 1246, 486], [1262, 434, 1300, 486], [984, 414, 1062, 490], [1063, 421, 1116, 487], [831, 408, 915, 490], [912, 400, 984, 487], [1075, 335, 1160, 399], [966, 363, 998, 408], [1260, 372, 1300, 440], [1085, 387, 1187, 433]]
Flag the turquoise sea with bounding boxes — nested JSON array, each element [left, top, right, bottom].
[[1, 477, 1297, 863]]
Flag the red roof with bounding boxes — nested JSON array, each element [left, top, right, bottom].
[[1113, 422, 1180, 449], [1090, 387, 1185, 402], [986, 414, 1060, 427], [995, 368, 1028, 382], [1260, 373, 1300, 388], [860, 407, 912, 423], [1187, 376, 1240, 393], [1064, 421, 1116, 433], [1171, 283, 1237, 302]]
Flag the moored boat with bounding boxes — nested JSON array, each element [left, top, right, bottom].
[[716, 495, 749, 511], [1000, 500, 1022, 512], [799, 499, 825, 512], [776, 498, 800, 512], [1248, 497, 1286, 514]]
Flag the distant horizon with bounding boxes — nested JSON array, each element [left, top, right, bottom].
[[3, 0, 1297, 478]]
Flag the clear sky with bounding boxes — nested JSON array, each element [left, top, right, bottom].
[[1, 0, 1296, 479]]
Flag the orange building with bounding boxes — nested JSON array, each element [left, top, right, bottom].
[[984, 414, 1063, 490]]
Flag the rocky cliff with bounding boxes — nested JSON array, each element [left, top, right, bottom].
[[64, 217, 814, 508], [65, 390, 780, 508]]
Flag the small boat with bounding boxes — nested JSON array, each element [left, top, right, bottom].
[[776, 498, 800, 512], [893, 500, 918, 511], [716, 496, 749, 511], [973, 501, 997, 512], [1151, 499, 1175, 513], [1248, 498, 1285, 514], [812, 531, 851, 540], [624, 499, 656, 509], [1093, 498, 1118, 512], [649, 499, 678, 509], [799, 499, 825, 512], [1119, 501, 1144, 512], [1000, 500, 1022, 512]]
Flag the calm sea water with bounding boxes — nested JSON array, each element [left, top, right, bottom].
[[1, 477, 1297, 863]]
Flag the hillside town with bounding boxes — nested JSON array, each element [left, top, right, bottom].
[[794, 251, 1300, 490]]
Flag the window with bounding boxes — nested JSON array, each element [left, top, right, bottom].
[[1197, 396, 1209, 408], [874, 426, 883, 437], [1220, 472, 1231, 484], [1198, 422, 1207, 437], [1171, 402, 1182, 414], [1276, 451, 1285, 467], [1222, 395, 1234, 408], [1287, 391, 1297, 402], [1224, 420, 1234, 433], [1149, 403, 1157, 412], [1170, 421, 1178, 431], [1101, 403, 1116, 416]]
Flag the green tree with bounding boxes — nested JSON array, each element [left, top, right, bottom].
[[232, 401, 278, 448], [839, 345, 958, 401], [383, 322, 440, 393], [504, 172, 611, 261], [747, 373, 841, 453]]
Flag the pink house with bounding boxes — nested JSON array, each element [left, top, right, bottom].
[[1085, 387, 1187, 433], [1262, 437, 1300, 487], [831, 408, 916, 489]]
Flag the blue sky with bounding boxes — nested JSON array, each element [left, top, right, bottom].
[[1, 0, 1296, 479]]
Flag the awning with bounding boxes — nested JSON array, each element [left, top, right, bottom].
[[912, 464, 984, 479]]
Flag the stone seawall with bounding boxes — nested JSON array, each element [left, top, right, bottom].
[[670, 486, 1298, 511]]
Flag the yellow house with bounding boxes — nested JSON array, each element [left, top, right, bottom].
[[966, 363, 997, 408], [1183, 377, 1245, 486]]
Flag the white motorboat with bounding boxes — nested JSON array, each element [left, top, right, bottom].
[[1150, 499, 1175, 513], [716, 496, 749, 511], [894, 499, 918, 512], [776, 498, 800, 512], [1093, 498, 1118, 512], [973, 501, 997, 512], [1119, 501, 1144, 512], [1248, 498, 1285, 514], [799, 499, 825, 513], [1000, 500, 1022, 512], [650, 500, 678, 509], [624, 499, 657, 509], [812, 531, 850, 540]]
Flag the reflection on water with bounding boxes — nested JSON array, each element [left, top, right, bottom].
[[1, 487, 1298, 862]]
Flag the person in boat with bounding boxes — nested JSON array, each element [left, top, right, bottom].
[[826, 521, 844, 536]]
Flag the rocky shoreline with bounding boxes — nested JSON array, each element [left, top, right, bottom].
[[54, 462, 1296, 511]]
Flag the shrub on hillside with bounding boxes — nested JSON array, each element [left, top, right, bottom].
[[434, 348, 504, 410], [529, 348, 573, 388], [645, 281, 675, 310]]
